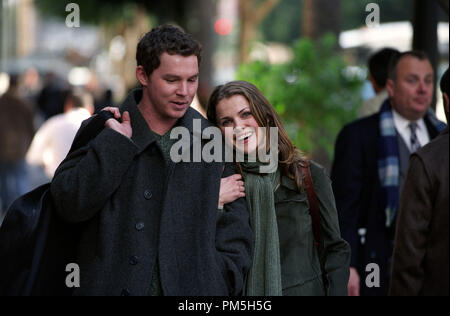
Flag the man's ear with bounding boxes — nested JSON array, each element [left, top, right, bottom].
[[368, 74, 380, 93], [386, 78, 395, 98], [136, 66, 148, 86]]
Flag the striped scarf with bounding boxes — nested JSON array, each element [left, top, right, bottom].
[[377, 99, 446, 227]]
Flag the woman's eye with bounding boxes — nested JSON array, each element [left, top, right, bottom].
[[242, 111, 252, 117], [221, 120, 231, 126]]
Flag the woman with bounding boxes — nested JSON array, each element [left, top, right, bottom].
[[207, 81, 350, 296]]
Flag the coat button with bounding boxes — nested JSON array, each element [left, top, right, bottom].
[[121, 289, 130, 296], [129, 255, 139, 265], [135, 222, 145, 231], [144, 190, 152, 200]]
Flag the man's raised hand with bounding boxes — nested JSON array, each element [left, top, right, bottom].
[[102, 107, 132, 139]]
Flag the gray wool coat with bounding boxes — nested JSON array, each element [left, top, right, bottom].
[[50, 89, 254, 296]]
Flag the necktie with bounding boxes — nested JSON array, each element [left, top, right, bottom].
[[408, 122, 421, 153]]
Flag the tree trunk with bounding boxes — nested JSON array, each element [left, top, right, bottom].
[[413, 0, 439, 110], [238, 0, 281, 64], [186, 0, 215, 109], [302, 0, 341, 40]]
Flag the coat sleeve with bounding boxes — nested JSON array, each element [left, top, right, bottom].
[[330, 124, 365, 269], [214, 162, 254, 296], [50, 124, 139, 223], [389, 154, 430, 295], [311, 162, 351, 296]]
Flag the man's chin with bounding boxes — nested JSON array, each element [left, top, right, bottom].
[[170, 107, 189, 119]]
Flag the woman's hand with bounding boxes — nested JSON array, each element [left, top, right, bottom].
[[348, 267, 360, 296], [102, 107, 132, 139], [218, 174, 246, 208]]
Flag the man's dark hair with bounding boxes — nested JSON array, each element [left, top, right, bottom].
[[136, 24, 202, 76], [387, 50, 430, 81], [368, 48, 400, 87], [440, 68, 449, 96]]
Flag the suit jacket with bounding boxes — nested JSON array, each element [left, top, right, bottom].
[[50, 89, 254, 296], [330, 110, 441, 296], [389, 127, 449, 296]]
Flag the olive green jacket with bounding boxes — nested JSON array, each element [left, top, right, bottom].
[[274, 161, 350, 296]]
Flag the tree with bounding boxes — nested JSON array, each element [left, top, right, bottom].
[[237, 35, 364, 170], [238, 0, 281, 63], [302, 0, 341, 40], [413, 0, 447, 110], [35, 0, 216, 105], [185, 0, 216, 107]]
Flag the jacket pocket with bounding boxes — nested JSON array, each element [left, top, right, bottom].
[[282, 274, 326, 296]]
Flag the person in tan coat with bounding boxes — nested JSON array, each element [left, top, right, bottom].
[[389, 68, 449, 296]]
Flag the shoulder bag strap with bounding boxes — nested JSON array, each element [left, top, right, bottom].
[[300, 160, 321, 249], [300, 160, 329, 294]]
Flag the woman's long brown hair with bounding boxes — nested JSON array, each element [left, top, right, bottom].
[[207, 80, 306, 191]]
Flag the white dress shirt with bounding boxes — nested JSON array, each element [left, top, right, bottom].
[[392, 108, 430, 152], [26, 108, 92, 178]]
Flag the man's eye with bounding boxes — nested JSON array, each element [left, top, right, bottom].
[[222, 120, 231, 126], [188, 77, 198, 83]]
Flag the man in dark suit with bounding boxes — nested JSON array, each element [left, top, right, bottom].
[[331, 51, 446, 296], [389, 68, 449, 296]]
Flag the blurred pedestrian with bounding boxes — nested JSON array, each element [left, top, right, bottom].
[[359, 48, 400, 118], [50, 24, 253, 296], [26, 89, 94, 179], [37, 72, 68, 120], [331, 51, 446, 296], [389, 68, 449, 296], [0, 75, 47, 223]]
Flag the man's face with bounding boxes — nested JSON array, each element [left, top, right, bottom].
[[386, 56, 434, 121], [144, 52, 199, 122]]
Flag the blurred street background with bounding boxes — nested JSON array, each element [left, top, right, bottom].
[[0, 0, 449, 222]]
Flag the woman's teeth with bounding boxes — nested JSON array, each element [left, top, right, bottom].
[[237, 132, 253, 141]]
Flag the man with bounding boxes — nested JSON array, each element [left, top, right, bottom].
[[331, 51, 446, 296], [50, 24, 253, 296], [358, 48, 400, 118], [389, 68, 449, 296], [27, 89, 94, 179]]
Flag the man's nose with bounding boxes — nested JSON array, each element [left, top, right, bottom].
[[234, 119, 247, 131], [417, 80, 431, 94], [176, 82, 188, 96]]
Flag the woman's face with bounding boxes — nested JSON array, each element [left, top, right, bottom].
[[215, 95, 262, 155]]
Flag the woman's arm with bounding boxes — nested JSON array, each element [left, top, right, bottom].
[[310, 161, 351, 296]]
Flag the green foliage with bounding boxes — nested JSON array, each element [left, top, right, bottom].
[[236, 34, 364, 161]]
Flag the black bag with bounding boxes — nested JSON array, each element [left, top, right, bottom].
[[0, 111, 116, 296]]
